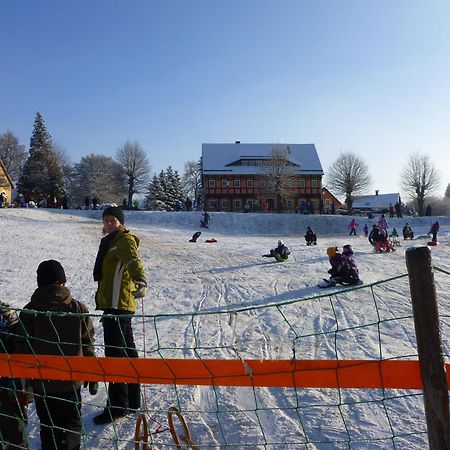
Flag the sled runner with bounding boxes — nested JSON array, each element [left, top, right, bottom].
[[318, 278, 363, 288]]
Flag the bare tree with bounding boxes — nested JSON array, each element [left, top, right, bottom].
[[401, 152, 440, 216], [0, 129, 27, 180], [262, 145, 298, 212], [182, 159, 202, 203], [116, 140, 151, 207], [325, 152, 372, 212], [68, 154, 126, 206]]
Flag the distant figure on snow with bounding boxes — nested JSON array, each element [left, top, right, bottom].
[[200, 211, 210, 228], [377, 214, 388, 230], [389, 203, 395, 218], [348, 219, 359, 236], [262, 240, 290, 262], [428, 221, 439, 243], [363, 224, 369, 237], [304, 226, 317, 245], [369, 224, 393, 252], [402, 223, 414, 240], [189, 231, 202, 242]]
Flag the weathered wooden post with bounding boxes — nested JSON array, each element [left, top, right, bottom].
[[405, 245, 450, 449]]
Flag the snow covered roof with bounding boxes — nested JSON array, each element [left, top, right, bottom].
[[202, 143, 324, 176], [352, 193, 400, 210]]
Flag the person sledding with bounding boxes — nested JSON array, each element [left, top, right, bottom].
[[402, 223, 414, 240], [369, 224, 393, 252], [189, 231, 202, 242], [428, 221, 439, 244], [389, 227, 401, 247], [304, 226, 317, 245], [319, 245, 362, 287], [262, 240, 290, 262]]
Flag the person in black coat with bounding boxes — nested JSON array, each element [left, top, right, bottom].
[[428, 221, 439, 243], [304, 227, 317, 245]]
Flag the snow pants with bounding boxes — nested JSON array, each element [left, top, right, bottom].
[[102, 312, 141, 414], [35, 388, 81, 450]]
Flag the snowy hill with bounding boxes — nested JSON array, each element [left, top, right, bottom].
[[0, 208, 449, 449]]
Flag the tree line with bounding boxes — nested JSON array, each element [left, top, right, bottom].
[[0, 112, 202, 210], [1, 112, 448, 215], [325, 152, 448, 216]]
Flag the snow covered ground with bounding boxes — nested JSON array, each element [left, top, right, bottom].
[[1, 208, 449, 449]]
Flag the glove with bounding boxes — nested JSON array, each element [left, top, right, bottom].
[[84, 381, 99, 395], [132, 280, 147, 299]]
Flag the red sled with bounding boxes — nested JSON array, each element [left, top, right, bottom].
[[205, 238, 218, 243], [427, 241, 438, 246]]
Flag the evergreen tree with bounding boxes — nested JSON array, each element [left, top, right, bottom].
[[158, 170, 170, 210], [18, 112, 65, 202], [144, 173, 166, 210]]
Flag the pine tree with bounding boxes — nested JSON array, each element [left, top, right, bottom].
[[166, 166, 184, 210], [145, 173, 166, 210], [18, 112, 65, 202]]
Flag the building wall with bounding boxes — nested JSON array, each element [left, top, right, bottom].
[[0, 168, 13, 204], [322, 188, 343, 213], [203, 174, 323, 213]]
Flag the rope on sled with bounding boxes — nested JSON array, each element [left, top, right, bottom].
[[168, 406, 201, 450]]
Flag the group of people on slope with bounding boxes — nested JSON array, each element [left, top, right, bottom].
[[0, 206, 147, 449]]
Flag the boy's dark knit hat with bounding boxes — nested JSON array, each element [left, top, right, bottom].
[[102, 206, 124, 225], [37, 260, 67, 288]]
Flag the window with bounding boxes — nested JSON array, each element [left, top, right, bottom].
[[222, 199, 228, 208], [209, 179, 216, 188], [208, 199, 216, 208], [260, 180, 266, 188], [247, 180, 253, 188], [287, 199, 293, 209], [234, 199, 241, 208], [222, 179, 228, 188], [299, 179, 306, 188], [311, 179, 318, 188], [234, 179, 241, 188]]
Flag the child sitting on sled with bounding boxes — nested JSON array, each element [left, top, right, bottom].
[[319, 245, 361, 287], [262, 240, 291, 262]]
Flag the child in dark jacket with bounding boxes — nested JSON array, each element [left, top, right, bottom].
[[0, 302, 31, 449], [15, 260, 97, 450]]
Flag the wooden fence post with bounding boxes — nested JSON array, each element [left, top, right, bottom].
[[405, 245, 450, 449]]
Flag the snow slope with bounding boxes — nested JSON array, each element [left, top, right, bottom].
[[0, 209, 449, 449]]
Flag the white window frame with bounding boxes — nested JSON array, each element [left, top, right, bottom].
[[247, 179, 253, 188], [209, 179, 216, 188], [234, 179, 241, 188]]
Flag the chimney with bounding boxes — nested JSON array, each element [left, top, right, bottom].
[[235, 140, 240, 144], [375, 190, 379, 196]]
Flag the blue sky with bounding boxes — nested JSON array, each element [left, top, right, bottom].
[[1, 0, 449, 198]]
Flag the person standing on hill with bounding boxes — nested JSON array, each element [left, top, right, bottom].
[[93, 206, 147, 425], [377, 214, 388, 230], [428, 221, 439, 243], [348, 219, 359, 236]]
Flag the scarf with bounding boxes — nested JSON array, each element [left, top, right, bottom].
[[93, 230, 119, 281]]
